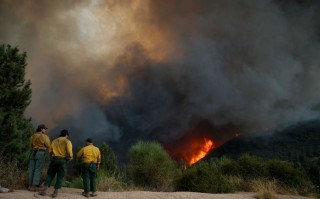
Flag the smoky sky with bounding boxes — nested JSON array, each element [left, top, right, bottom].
[[1, 0, 320, 157]]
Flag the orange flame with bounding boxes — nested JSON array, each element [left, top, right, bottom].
[[188, 138, 215, 165]]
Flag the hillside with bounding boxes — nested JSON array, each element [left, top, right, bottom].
[[205, 119, 320, 190], [208, 120, 320, 164]]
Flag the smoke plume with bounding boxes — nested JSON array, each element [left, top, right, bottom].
[[1, 0, 320, 160]]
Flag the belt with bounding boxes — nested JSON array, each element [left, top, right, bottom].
[[33, 148, 46, 151], [84, 162, 97, 165], [52, 156, 66, 159]]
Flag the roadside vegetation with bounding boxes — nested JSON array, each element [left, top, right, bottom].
[[66, 137, 318, 198], [2, 143, 317, 197]]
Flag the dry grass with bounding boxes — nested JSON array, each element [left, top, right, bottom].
[[276, 185, 318, 198], [0, 157, 27, 189], [224, 175, 244, 191], [250, 179, 278, 199], [242, 178, 313, 198], [97, 175, 127, 192]]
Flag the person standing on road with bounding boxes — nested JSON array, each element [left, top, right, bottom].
[[77, 138, 101, 198], [28, 124, 51, 191], [39, 129, 73, 198]]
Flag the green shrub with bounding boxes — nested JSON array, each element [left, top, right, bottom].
[[174, 161, 235, 193], [306, 164, 320, 195], [265, 159, 315, 195], [238, 154, 267, 178], [216, 156, 240, 176], [128, 141, 176, 191]]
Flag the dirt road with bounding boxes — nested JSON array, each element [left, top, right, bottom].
[[0, 187, 314, 199]]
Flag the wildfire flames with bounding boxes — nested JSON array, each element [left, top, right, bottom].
[[188, 138, 215, 165], [167, 136, 216, 166]]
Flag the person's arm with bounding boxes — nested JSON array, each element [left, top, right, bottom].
[[96, 148, 101, 169], [49, 143, 53, 156], [76, 148, 84, 158], [44, 135, 51, 149], [66, 141, 73, 161]]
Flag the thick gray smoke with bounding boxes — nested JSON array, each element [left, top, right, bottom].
[[1, 0, 320, 159]]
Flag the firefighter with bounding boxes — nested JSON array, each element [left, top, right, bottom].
[[28, 124, 51, 191], [77, 138, 101, 198], [39, 129, 73, 198]]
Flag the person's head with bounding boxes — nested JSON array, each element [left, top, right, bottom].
[[59, 129, 69, 137], [36, 124, 48, 132], [85, 138, 93, 145]]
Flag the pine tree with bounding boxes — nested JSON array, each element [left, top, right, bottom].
[[99, 142, 117, 175], [0, 44, 33, 167]]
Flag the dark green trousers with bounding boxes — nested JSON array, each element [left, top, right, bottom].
[[81, 163, 97, 193], [28, 150, 46, 186], [44, 157, 67, 189]]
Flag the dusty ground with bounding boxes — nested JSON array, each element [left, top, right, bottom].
[[0, 187, 315, 199]]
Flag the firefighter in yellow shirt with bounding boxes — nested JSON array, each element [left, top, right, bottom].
[[77, 138, 101, 198], [39, 129, 73, 198], [28, 124, 51, 191]]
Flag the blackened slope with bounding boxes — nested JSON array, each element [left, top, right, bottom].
[[206, 120, 320, 164]]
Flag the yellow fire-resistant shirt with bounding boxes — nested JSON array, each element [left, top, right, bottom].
[[50, 137, 73, 160], [30, 132, 51, 150], [76, 144, 101, 164]]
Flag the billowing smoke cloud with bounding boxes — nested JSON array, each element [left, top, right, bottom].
[[1, 0, 320, 161]]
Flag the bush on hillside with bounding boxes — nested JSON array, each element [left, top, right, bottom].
[[307, 164, 320, 191], [237, 154, 267, 178], [265, 159, 315, 195], [128, 141, 176, 191], [216, 156, 240, 176], [174, 161, 235, 193], [174, 155, 317, 196]]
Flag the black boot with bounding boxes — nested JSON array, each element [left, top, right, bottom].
[[52, 189, 58, 198]]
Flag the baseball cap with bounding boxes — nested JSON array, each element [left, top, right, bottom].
[[37, 124, 48, 130], [85, 138, 93, 143]]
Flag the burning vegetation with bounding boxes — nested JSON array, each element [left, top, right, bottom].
[[165, 131, 217, 165], [188, 138, 215, 165]]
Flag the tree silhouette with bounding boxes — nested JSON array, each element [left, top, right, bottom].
[[0, 44, 33, 167], [99, 142, 117, 175]]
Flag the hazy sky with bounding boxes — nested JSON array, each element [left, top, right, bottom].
[[1, 0, 320, 160]]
